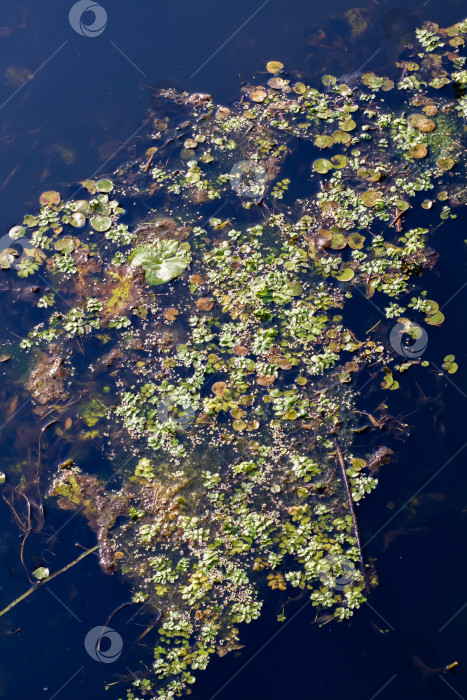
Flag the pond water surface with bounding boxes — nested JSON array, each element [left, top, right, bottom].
[[0, 2, 466, 699]]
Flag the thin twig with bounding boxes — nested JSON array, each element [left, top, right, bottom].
[[334, 439, 370, 595], [0, 545, 98, 617], [97, 602, 134, 651]]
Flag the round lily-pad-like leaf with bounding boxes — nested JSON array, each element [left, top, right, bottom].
[[285, 281, 303, 296], [437, 157, 455, 171], [347, 232, 365, 249], [0, 250, 15, 269], [33, 566, 49, 580], [395, 199, 410, 211], [330, 154, 348, 169], [294, 82, 307, 94], [333, 130, 351, 144], [23, 215, 38, 227], [266, 60, 284, 74], [339, 119, 356, 132], [180, 148, 196, 160], [410, 144, 428, 158], [424, 310, 445, 325], [69, 212, 86, 227], [130, 239, 192, 286], [442, 355, 458, 374], [313, 159, 333, 174], [314, 134, 333, 149], [362, 72, 384, 89], [382, 78, 394, 91], [407, 114, 424, 128], [96, 179, 114, 193], [424, 299, 439, 315], [361, 190, 383, 207], [91, 215, 112, 232], [269, 77, 287, 89], [430, 77, 450, 89], [330, 232, 347, 249], [39, 191, 61, 207], [417, 117, 436, 132], [54, 236, 75, 254], [250, 89, 267, 103], [335, 267, 355, 281], [232, 419, 247, 432], [322, 75, 336, 87], [8, 225, 26, 240], [80, 179, 98, 194], [73, 200, 91, 214]]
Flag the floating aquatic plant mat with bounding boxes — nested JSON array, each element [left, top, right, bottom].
[[1, 17, 467, 700]]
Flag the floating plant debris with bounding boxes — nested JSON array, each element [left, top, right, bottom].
[[1, 15, 466, 700]]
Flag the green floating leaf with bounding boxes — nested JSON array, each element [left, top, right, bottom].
[[69, 212, 86, 228], [54, 236, 75, 254], [425, 310, 445, 325], [437, 157, 455, 171], [23, 215, 38, 227], [339, 119, 356, 132], [314, 135, 333, 149], [130, 239, 192, 286], [330, 233, 347, 249], [97, 179, 114, 193], [330, 155, 348, 169], [91, 215, 112, 232], [395, 200, 410, 211], [33, 566, 49, 580], [322, 74, 336, 87], [333, 130, 351, 144], [80, 179, 98, 194], [424, 300, 439, 316], [347, 232, 365, 249], [361, 190, 383, 207], [335, 267, 355, 281], [313, 159, 333, 174], [9, 225, 25, 240], [0, 250, 15, 269], [294, 82, 307, 94], [442, 354, 458, 374], [39, 191, 61, 207], [74, 200, 91, 214]]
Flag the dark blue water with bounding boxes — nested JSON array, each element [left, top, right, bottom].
[[1, 1, 466, 699]]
